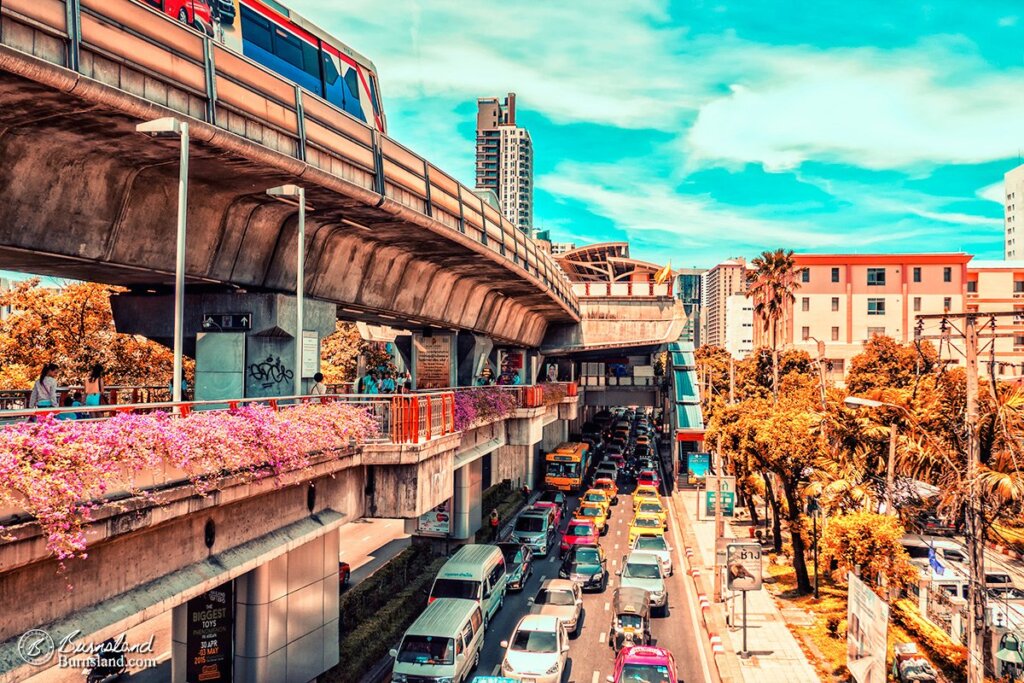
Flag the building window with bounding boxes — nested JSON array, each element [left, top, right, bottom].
[[943, 297, 952, 311], [802, 297, 810, 312], [867, 327, 886, 337], [1015, 335, 1024, 348], [801, 269, 810, 283], [831, 267, 840, 283], [867, 268, 886, 286], [943, 267, 952, 283], [831, 326, 840, 341], [1015, 280, 1024, 294], [867, 298, 886, 315], [913, 267, 921, 283], [801, 326, 810, 341], [967, 280, 977, 293], [831, 297, 839, 312], [913, 297, 922, 312]]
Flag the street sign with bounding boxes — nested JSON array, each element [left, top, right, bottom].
[[202, 313, 252, 332], [705, 490, 736, 517], [726, 542, 762, 592]]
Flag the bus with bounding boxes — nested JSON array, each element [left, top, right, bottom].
[[544, 442, 590, 493]]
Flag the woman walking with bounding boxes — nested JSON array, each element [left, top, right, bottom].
[[28, 363, 59, 408], [84, 363, 105, 407]]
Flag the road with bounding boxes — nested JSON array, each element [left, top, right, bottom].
[[476, 478, 713, 683]]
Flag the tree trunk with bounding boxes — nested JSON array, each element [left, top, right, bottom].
[[763, 470, 783, 553], [783, 479, 813, 595], [771, 323, 780, 401], [745, 491, 760, 528]]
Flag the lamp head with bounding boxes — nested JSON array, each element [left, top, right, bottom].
[[844, 396, 885, 409], [135, 117, 182, 136]]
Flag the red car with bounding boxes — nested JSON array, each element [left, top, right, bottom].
[[608, 645, 677, 683], [339, 561, 351, 587], [638, 470, 660, 488], [533, 500, 563, 530], [561, 519, 598, 555], [153, 0, 214, 36]]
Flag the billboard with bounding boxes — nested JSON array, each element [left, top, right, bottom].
[[417, 499, 451, 537], [497, 349, 525, 385], [725, 543, 762, 592], [185, 582, 233, 683], [846, 572, 890, 683], [687, 452, 710, 483]]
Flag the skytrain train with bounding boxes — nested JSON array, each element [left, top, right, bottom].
[[140, 0, 386, 133]]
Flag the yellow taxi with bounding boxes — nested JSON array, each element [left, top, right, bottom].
[[581, 488, 613, 517], [634, 497, 668, 530], [592, 477, 619, 505], [632, 484, 660, 512], [628, 512, 667, 545], [575, 503, 609, 536]]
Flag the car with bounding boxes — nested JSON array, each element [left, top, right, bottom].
[[537, 489, 567, 514], [637, 470, 660, 489], [529, 579, 584, 637], [575, 504, 608, 535], [595, 462, 619, 481], [593, 478, 620, 505], [606, 443, 624, 457], [607, 452, 627, 470], [630, 535, 673, 576], [914, 512, 956, 537], [632, 444, 652, 460], [618, 551, 668, 615], [559, 544, 609, 592], [513, 507, 558, 557], [628, 513, 666, 546], [339, 561, 351, 586], [635, 435, 651, 447], [160, 0, 214, 35], [498, 542, 535, 591], [561, 518, 599, 555], [607, 645, 678, 683], [634, 499, 667, 529], [533, 500, 564, 530], [582, 488, 613, 517], [633, 485, 660, 511], [500, 614, 571, 683]]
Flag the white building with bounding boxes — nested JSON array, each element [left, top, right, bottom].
[[724, 293, 753, 359], [701, 258, 748, 348], [475, 93, 533, 234], [1005, 164, 1024, 259]]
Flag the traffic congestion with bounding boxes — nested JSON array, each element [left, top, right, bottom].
[[389, 408, 710, 683]]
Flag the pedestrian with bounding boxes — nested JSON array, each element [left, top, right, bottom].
[[521, 484, 530, 505], [28, 363, 59, 408], [381, 372, 396, 393], [84, 363, 104, 407], [489, 508, 500, 541], [167, 377, 189, 401], [57, 391, 82, 420], [310, 372, 327, 396]]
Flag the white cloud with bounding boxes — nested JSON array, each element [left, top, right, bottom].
[[977, 181, 1006, 204], [998, 16, 1018, 27]]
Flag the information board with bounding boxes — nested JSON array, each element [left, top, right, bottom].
[[185, 582, 233, 683], [687, 452, 711, 482], [301, 331, 319, 378], [201, 313, 251, 331], [725, 543, 762, 592], [415, 334, 452, 389], [705, 490, 736, 517]]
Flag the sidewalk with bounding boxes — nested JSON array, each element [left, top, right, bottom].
[[676, 488, 821, 683]]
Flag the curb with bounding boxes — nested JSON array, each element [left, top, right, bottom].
[[671, 491, 745, 683]]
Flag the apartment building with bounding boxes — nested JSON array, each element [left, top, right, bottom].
[[475, 93, 533, 234], [966, 261, 1024, 377], [724, 293, 754, 359], [701, 258, 748, 348], [758, 253, 970, 376], [1005, 164, 1024, 259]]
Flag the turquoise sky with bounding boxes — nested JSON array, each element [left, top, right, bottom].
[[289, 0, 1022, 267]]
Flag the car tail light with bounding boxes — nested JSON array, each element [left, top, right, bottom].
[[428, 596, 436, 604]]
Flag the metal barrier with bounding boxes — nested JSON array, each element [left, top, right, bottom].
[[0, 385, 172, 411], [0, 0, 579, 318]]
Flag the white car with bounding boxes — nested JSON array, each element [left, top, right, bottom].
[[500, 614, 570, 683], [529, 579, 584, 637], [630, 534, 673, 576], [618, 551, 669, 616]]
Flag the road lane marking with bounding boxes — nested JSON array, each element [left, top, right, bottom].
[[592, 670, 600, 683], [549, 555, 556, 563], [597, 630, 606, 644], [617, 530, 622, 535], [666, 495, 715, 683], [611, 559, 617, 566], [614, 543, 619, 550], [361, 535, 371, 542], [604, 602, 610, 611], [491, 664, 501, 675]]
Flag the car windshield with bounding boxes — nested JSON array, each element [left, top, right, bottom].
[[639, 503, 662, 514], [397, 635, 454, 665], [580, 507, 602, 517], [567, 524, 594, 537], [635, 536, 668, 551], [546, 462, 580, 477], [640, 471, 656, 479], [431, 579, 480, 601], [620, 663, 672, 683], [498, 544, 523, 564], [516, 516, 546, 533], [572, 548, 600, 565], [618, 614, 644, 629], [539, 492, 562, 505], [585, 493, 605, 503], [624, 561, 661, 579], [536, 589, 576, 606], [511, 629, 558, 653], [634, 517, 660, 528], [989, 586, 1024, 599]]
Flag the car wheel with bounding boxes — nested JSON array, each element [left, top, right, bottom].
[[473, 647, 481, 671], [177, 7, 188, 23], [342, 570, 350, 585]]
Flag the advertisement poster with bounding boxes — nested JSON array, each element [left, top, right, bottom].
[[417, 499, 451, 537], [847, 572, 890, 683], [687, 452, 711, 483], [497, 349, 525, 385], [415, 334, 452, 389], [725, 543, 762, 591], [185, 582, 233, 683]]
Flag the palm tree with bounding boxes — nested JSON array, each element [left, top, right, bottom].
[[746, 249, 803, 399]]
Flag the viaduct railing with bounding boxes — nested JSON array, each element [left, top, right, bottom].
[[0, 0, 579, 318], [572, 282, 674, 297]]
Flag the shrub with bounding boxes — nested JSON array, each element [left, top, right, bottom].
[[540, 382, 567, 405], [891, 598, 967, 682], [826, 615, 841, 638]]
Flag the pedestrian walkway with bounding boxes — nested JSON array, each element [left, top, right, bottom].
[[676, 488, 821, 683]]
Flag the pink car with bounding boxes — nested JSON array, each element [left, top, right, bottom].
[[533, 500, 563, 530], [561, 518, 598, 555], [608, 646, 677, 683]]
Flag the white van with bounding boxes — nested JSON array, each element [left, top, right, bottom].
[[390, 598, 484, 683], [429, 544, 507, 627]]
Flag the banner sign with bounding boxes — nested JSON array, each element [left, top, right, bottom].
[[847, 572, 890, 683], [417, 499, 451, 537], [185, 582, 233, 683]]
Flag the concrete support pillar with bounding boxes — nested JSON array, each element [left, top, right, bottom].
[[451, 460, 483, 541], [456, 332, 494, 386], [171, 532, 339, 683], [492, 444, 532, 490]]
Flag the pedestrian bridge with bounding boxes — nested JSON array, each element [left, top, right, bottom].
[[0, 0, 577, 347]]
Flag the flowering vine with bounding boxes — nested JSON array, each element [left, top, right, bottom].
[[453, 387, 519, 431], [540, 383, 567, 405], [0, 403, 378, 563]]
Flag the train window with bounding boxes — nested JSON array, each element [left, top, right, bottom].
[[368, 72, 381, 116], [343, 69, 361, 102], [322, 53, 340, 85], [273, 28, 303, 69], [261, 0, 290, 17], [301, 42, 319, 78], [240, 6, 273, 53]]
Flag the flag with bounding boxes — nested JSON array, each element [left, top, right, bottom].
[[928, 547, 945, 576], [654, 261, 672, 284]]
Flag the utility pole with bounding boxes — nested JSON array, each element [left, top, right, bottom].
[[964, 313, 985, 683], [886, 423, 897, 515], [714, 433, 724, 601]]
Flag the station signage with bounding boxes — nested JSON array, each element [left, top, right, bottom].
[[185, 582, 233, 683], [201, 313, 252, 332]]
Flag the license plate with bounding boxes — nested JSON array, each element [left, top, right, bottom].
[[522, 679, 536, 683]]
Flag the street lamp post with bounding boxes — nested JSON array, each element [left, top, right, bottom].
[[136, 117, 189, 404], [844, 395, 900, 515], [266, 185, 306, 395]]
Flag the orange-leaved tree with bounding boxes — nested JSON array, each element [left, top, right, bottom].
[[820, 510, 918, 594]]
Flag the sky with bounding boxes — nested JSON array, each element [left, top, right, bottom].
[[285, 0, 1023, 268]]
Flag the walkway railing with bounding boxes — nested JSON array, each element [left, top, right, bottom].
[[572, 282, 673, 297], [415, 382, 578, 410], [0, 385, 172, 411], [0, 391, 456, 444]]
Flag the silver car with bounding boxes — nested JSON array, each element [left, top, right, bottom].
[[630, 534, 673, 576], [618, 550, 669, 616], [529, 579, 583, 637], [500, 614, 570, 683]]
